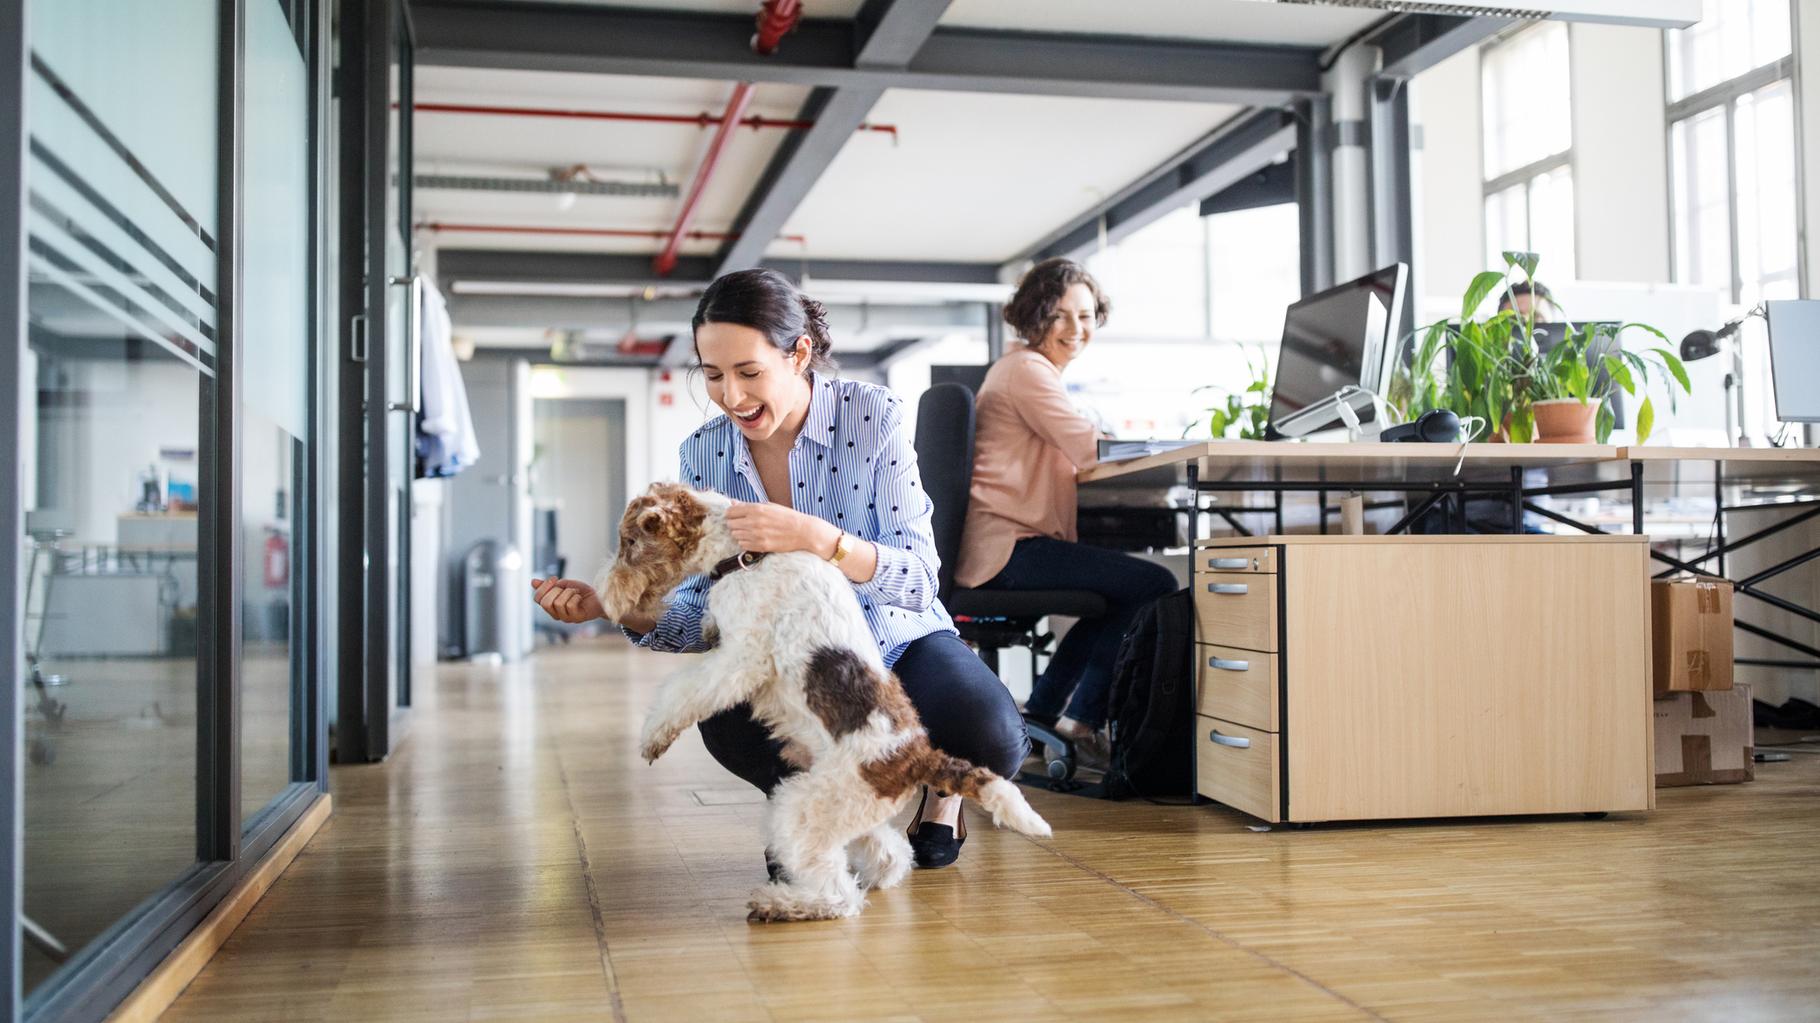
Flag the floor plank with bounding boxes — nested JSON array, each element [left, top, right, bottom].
[[159, 638, 1820, 1022]]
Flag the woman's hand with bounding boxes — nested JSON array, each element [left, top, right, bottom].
[[724, 501, 834, 555], [531, 577, 607, 623]]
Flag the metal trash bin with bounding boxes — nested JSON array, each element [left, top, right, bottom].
[[462, 539, 525, 661]]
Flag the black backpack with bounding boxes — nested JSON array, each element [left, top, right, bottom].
[[1101, 588, 1195, 802]]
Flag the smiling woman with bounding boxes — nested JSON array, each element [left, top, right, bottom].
[[531, 268, 1029, 872]]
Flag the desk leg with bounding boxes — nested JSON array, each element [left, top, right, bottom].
[[1714, 460, 1726, 577], [1274, 489, 1284, 535], [1319, 488, 1328, 534], [1510, 467, 1524, 534], [1186, 463, 1199, 547], [1631, 461, 1644, 536]]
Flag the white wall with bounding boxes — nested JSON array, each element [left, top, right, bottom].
[[1569, 23, 1673, 284], [1411, 46, 1486, 318], [1800, 1, 1820, 299]]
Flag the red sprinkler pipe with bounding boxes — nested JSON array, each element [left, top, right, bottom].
[[407, 101, 897, 138], [752, 0, 802, 56], [653, 81, 754, 277], [419, 221, 806, 245]]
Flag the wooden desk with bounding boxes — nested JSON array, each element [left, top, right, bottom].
[[1191, 534, 1655, 823], [1080, 439, 1624, 487]]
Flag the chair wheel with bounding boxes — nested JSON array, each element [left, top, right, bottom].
[[1046, 756, 1074, 781]]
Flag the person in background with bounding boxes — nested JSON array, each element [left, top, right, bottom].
[[532, 268, 1026, 871], [954, 258, 1178, 766]]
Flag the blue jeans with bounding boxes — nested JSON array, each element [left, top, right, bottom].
[[980, 537, 1179, 728], [699, 630, 1028, 793]]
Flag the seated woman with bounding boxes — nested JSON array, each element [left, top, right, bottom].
[[955, 258, 1178, 764], [532, 268, 1025, 870]]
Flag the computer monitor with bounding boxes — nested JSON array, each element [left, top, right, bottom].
[[1265, 263, 1407, 439], [1766, 300, 1820, 423]]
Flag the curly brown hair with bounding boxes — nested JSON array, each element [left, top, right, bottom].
[[1002, 257, 1110, 345]]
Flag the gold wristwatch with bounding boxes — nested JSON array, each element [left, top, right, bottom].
[[828, 531, 854, 565]]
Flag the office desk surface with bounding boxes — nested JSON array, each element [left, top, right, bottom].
[[1621, 446, 1820, 491], [1194, 533, 1651, 547], [1078, 440, 1626, 488]]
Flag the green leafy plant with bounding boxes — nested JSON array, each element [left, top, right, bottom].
[[1527, 320, 1689, 444], [1394, 251, 1689, 443], [1197, 348, 1272, 440]]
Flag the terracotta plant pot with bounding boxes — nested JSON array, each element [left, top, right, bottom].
[[1532, 398, 1599, 444]]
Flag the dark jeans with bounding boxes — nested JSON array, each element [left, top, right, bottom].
[[980, 537, 1178, 728], [698, 630, 1027, 795]]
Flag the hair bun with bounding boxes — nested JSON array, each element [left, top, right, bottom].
[[800, 295, 833, 356]]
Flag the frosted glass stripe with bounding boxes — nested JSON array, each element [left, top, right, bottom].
[[30, 155, 216, 327], [31, 0, 218, 235], [28, 253, 214, 377], [30, 210, 216, 356], [242, 0, 311, 442], [28, 75, 215, 285]]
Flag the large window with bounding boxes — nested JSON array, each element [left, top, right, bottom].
[[1481, 22, 1575, 278], [1667, 0, 1797, 306]]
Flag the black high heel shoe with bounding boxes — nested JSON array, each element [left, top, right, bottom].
[[906, 787, 966, 869]]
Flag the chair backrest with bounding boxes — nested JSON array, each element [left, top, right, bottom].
[[913, 383, 976, 604]]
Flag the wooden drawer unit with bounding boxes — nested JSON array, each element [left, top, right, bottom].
[[1195, 716, 1279, 822], [1193, 572, 1277, 652], [1195, 546, 1276, 575], [1189, 535, 1655, 824], [1196, 644, 1278, 731]]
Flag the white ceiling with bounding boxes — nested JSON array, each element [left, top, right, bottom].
[[413, 67, 810, 257], [776, 88, 1239, 262], [939, 0, 1382, 47], [415, 1, 1365, 277]]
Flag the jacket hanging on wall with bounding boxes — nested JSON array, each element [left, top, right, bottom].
[[416, 277, 481, 478]]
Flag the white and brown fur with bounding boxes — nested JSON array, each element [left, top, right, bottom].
[[599, 482, 1051, 922]]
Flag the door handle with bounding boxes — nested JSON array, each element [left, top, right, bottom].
[[1208, 557, 1253, 570], [1208, 657, 1250, 672], [1209, 729, 1250, 749], [386, 274, 423, 414], [1206, 583, 1249, 595]]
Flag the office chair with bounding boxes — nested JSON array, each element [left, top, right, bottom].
[[913, 383, 1108, 783]]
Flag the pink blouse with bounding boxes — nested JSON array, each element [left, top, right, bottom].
[[954, 347, 1101, 588]]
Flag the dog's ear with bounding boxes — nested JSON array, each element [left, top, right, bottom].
[[636, 509, 664, 536], [598, 559, 664, 623]]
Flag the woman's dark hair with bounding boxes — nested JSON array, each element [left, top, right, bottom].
[[1002, 257, 1110, 344], [691, 268, 835, 375]]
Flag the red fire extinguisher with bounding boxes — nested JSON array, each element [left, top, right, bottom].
[[264, 529, 290, 589]]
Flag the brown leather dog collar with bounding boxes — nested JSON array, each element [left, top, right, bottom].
[[708, 550, 769, 581]]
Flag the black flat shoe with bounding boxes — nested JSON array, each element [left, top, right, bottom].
[[906, 787, 966, 869]]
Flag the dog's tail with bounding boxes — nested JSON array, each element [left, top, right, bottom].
[[919, 755, 1051, 838]]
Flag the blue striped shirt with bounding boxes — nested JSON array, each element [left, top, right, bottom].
[[626, 373, 957, 666]]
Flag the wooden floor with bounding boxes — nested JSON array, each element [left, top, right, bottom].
[[161, 637, 1820, 1022]]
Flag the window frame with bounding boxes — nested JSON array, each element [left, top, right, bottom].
[[1480, 22, 1578, 275], [1663, 45, 1797, 305]]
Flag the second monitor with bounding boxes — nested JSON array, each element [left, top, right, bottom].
[[1265, 263, 1408, 439]]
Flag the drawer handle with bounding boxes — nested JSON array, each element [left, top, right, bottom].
[[1209, 729, 1251, 749], [1206, 583, 1250, 595], [1208, 557, 1253, 570], [1208, 657, 1250, 671]]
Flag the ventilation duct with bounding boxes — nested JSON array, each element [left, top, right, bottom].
[[1263, 0, 1699, 28]]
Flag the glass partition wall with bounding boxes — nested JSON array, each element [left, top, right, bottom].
[[4, 0, 334, 1017]]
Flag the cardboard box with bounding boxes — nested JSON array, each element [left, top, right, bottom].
[[1651, 576, 1734, 696], [1654, 684, 1753, 787]]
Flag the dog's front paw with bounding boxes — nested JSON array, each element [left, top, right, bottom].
[[638, 717, 678, 763]]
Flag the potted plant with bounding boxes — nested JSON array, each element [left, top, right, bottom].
[[1393, 252, 1689, 444], [1197, 348, 1272, 440], [1525, 319, 1689, 443]]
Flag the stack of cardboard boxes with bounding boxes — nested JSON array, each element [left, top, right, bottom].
[[1652, 576, 1752, 787]]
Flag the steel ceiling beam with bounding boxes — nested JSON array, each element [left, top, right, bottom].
[[436, 249, 999, 289], [710, 1, 952, 280], [1007, 108, 1297, 272], [410, 3, 1324, 105]]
